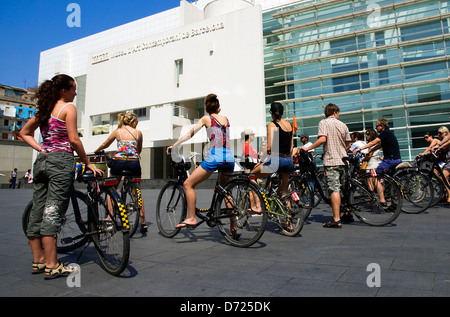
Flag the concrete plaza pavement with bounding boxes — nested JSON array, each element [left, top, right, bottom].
[[1, 187, 450, 299]]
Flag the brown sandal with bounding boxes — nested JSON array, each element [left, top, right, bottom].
[[323, 219, 342, 228]]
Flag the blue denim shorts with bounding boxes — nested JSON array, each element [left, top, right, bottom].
[[110, 159, 141, 177], [200, 147, 235, 173], [261, 156, 294, 174], [376, 159, 402, 174]]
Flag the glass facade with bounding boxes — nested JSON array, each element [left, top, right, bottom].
[[263, 0, 450, 159]]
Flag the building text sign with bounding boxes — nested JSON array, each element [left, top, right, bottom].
[[91, 22, 225, 65]]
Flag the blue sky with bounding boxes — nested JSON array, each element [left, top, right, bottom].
[[0, 0, 184, 89]]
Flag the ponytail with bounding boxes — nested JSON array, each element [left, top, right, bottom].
[[270, 102, 284, 121], [205, 94, 220, 114], [117, 112, 138, 128], [35, 74, 75, 125]]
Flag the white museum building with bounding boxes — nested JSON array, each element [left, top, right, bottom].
[[38, 0, 271, 179]]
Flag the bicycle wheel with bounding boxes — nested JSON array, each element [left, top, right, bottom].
[[90, 187, 130, 276], [22, 191, 89, 253], [424, 171, 445, 207], [214, 179, 268, 247], [156, 182, 187, 238], [122, 181, 141, 237], [394, 170, 433, 214], [287, 176, 314, 219], [350, 174, 402, 226], [275, 194, 304, 237], [317, 171, 329, 203]]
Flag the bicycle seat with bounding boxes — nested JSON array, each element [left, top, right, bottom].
[[217, 165, 233, 173], [77, 170, 97, 183], [395, 162, 412, 169], [342, 155, 359, 165]]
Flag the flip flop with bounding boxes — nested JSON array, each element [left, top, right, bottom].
[[176, 221, 197, 229]]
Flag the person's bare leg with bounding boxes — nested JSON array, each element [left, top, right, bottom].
[[177, 166, 212, 227], [444, 170, 450, 203], [29, 237, 46, 264], [330, 192, 341, 222], [41, 235, 58, 268]]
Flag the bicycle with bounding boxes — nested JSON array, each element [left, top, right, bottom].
[[22, 166, 130, 276], [96, 150, 143, 237], [292, 153, 324, 210], [388, 158, 434, 214], [293, 150, 403, 226], [258, 171, 307, 237], [417, 150, 450, 207], [155, 153, 268, 247]]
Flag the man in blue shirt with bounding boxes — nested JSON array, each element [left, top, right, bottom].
[[353, 118, 402, 174]]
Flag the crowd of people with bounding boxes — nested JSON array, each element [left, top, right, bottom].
[[16, 73, 450, 280]]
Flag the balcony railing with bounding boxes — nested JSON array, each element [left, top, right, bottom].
[[173, 105, 201, 120]]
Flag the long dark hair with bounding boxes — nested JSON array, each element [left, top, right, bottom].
[[205, 94, 220, 114], [35, 74, 75, 125], [365, 128, 378, 141], [270, 102, 284, 120]]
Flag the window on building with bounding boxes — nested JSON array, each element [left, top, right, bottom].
[[330, 37, 357, 55], [4, 88, 22, 99], [331, 60, 369, 93], [91, 114, 110, 135], [4, 119, 9, 126], [400, 21, 444, 42], [175, 59, 183, 88], [134, 107, 147, 118], [404, 61, 447, 80]]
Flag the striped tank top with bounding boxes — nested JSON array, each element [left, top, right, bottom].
[[40, 103, 74, 153]]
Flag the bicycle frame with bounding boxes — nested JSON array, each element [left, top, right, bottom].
[[263, 173, 297, 217], [165, 163, 239, 228], [61, 175, 128, 247], [298, 152, 376, 208], [422, 152, 450, 190]]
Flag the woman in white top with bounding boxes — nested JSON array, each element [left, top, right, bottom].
[[363, 128, 381, 171]]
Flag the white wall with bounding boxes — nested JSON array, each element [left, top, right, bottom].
[[81, 4, 266, 152]]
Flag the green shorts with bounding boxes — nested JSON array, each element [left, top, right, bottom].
[[324, 166, 346, 195], [26, 152, 75, 237]]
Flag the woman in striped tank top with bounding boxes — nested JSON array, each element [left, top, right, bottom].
[[166, 94, 235, 229], [20, 74, 103, 279]]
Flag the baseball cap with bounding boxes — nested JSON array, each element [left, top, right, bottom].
[[299, 132, 309, 139], [243, 129, 255, 135]]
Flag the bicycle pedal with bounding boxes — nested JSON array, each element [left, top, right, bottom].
[[60, 237, 73, 244]]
